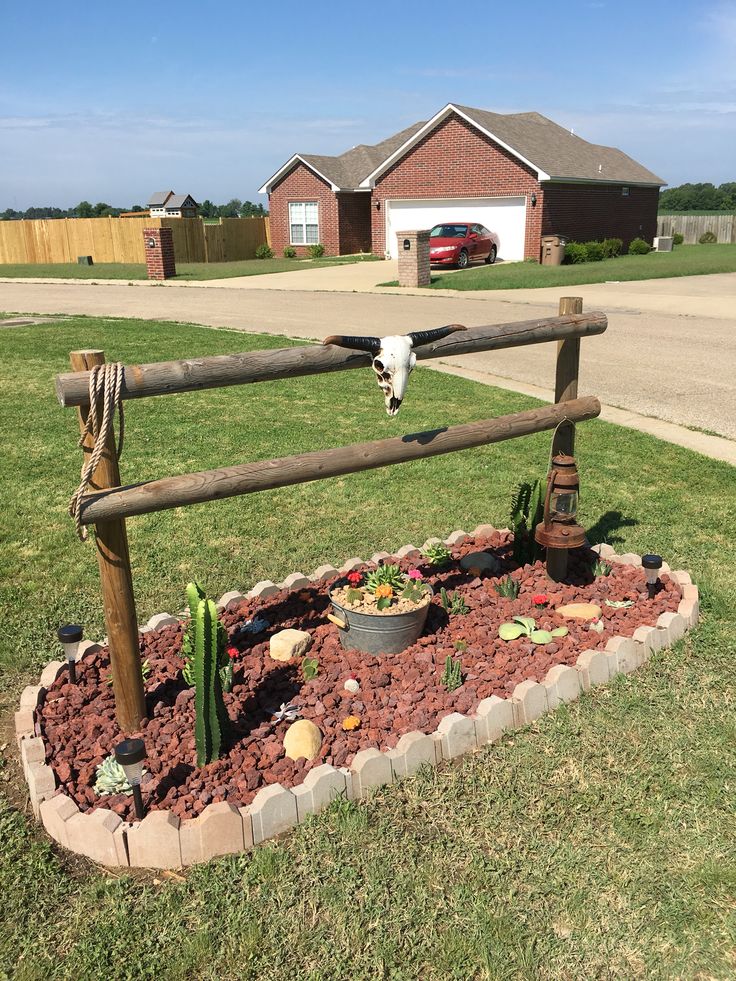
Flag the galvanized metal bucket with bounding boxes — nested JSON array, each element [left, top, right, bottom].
[[328, 584, 434, 656]]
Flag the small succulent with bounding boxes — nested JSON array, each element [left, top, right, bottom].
[[453, 639, 468, 652], [495, 575, 520, 600], [593, 557, 612, 577], [302, 657, 319, 680], [271, 702, 300, 724], [498, 616, 569, 645], [423, 542, 452, 567], [94, 754, 142, 797], [440, 587, 469, 616], [604, 599, 634, 609], [233, 616, 270, 638], [365, 564, 405, 594], [441, 655, 463, 692]]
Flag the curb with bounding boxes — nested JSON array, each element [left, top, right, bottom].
[[19, 527, 699, 868]]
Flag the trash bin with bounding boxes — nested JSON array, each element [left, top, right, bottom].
[[541, 234, 566, 266]]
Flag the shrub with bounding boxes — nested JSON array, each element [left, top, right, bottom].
[[255, 244, 274, 259], [601, 237, 623, 258], [564, 241, 588, 264], [628, 238, 651, 255], [282, 245, 296, 258], [583, 240, 605, 262], [307, 243, 325, 258], [673, 232, 684, 246], [699, 230, 717, 244]]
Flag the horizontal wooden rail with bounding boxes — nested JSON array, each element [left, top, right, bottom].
[[77, 396, 600, 525], [56, 313, 607, 407]]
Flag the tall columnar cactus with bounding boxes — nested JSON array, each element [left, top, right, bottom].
[[193, 596, 230, 767]]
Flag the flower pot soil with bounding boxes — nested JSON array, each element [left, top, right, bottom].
[[38, 532, 682, 822]]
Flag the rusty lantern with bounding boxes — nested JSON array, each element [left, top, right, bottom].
[[535, 453, 587, 554]]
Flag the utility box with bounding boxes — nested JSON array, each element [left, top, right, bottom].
[[77, 255, 94, 266], [653, 236, 673, 252], [397, 229, 431, 287], [541, 234, 567, 266]]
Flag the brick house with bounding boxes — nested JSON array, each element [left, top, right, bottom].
[[259, 103, 664, 260]]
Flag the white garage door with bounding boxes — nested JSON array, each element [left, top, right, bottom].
[[386, 196, 527, 261]]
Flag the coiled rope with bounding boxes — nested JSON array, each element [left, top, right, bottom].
[[69, 362, 125, 540]]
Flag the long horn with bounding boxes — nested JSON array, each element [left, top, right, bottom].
[[407, 324, 467, 348], [323, 335, 382, 353]]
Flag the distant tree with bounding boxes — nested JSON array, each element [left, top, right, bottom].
[[199, 199, 216, 218], [659, 181, 736, 212], [217, 198, 242, 218], [130, 204, 145, 212], [75, 201, 94, 218]]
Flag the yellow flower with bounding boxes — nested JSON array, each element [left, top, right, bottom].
[[374, 584, 394, 599]]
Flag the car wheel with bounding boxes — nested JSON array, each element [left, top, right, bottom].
[[457, 249, 469, 269], [485, 245, 497, 265]]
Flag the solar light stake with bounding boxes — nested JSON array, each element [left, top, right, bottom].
[[642, 554, 663, 599], [114, 738, 147, 820], [57, 624, 83, 684]]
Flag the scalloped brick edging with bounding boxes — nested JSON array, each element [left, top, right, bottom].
[[18, 529, 699, 868]]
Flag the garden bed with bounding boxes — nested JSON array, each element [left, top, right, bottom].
[[36, 531, 683, 824]]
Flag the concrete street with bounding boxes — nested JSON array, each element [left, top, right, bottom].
[[0, 270, 734, 461]]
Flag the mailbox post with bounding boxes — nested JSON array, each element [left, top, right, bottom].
[[143, 227, 176, 280], [397, 229, 431, 287]]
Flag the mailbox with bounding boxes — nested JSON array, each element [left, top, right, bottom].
[[403, 238, 411, 251]]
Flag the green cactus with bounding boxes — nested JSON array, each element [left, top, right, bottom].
[[192, 596, 230, 767], [510, 478, 545, 565], [440, 587, 469, 616], [182, 581, 232, 693], [441, 655, 463, 692], [494, 574, 520, 599]]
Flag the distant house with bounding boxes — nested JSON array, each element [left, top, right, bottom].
[[147, 191, 199, 218], [259, 102, 664, 260]]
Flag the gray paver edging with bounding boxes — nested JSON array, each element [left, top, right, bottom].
[[18, 528, 699, 868]]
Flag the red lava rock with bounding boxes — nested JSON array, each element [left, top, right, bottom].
[[36, 540, 682, 820]]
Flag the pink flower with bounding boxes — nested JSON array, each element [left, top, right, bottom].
[[407, 569, 423, 580], [347, 572, 363, 585], [226, 645, 239, 660], [532, 593, 548, 606]]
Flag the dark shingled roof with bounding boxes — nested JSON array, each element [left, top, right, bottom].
[[267, 104, 664, 190]]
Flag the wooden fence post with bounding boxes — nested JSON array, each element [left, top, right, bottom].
[[552, 296, 582, 457], [70, 350, 146, 734]]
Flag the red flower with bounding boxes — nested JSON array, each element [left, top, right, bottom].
[[532, 593, 548, 606], [347, 572, 363, 585], [226, 645, 239, 659]]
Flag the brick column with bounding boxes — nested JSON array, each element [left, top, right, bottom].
[[143, 227, 176, 280], [396, 230, 430, 287]]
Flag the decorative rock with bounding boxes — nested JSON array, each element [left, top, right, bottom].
[[39, 660, 65, 688], [180, 801, 246, 865], [215, 590, 246, 611], [444, 530, 470, 546], [350, 748, 393, 797], [248, 580, 279, 599], [387, 731, 436, 778], [127, 810, 182, 869], [40, 794, 79, 849], [395, 544, 421, 560], [511, 679, 548, 726], [542, 664, 581, 710], [343, 678, 360, 694], [339, 557, 365, 573], [67, 809, 127, 866], [292, 764, 348, 820], [473, 695, 514, 745], [281, 572, 311, 591], [312, 564, 339, 581], [590, 542, 616, 558], [436, 712, 477, 759], [248, 783, 298, 844], [283, 719, 322, 761], [556, 602, 602, 621], [605, 635, 639, 675], [656, 611, 686, 647], [147, 613, 179, 631], [575, 649, 609, 690], [459, 551, 500, 576], [269, 628, 312, 662]]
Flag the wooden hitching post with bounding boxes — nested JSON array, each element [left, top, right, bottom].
[[70, 350, 146, 734], [552, 296, 582, 457]]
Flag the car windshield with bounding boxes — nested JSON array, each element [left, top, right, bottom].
[[430, 224, 468, 239]]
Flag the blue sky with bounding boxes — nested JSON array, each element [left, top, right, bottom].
[[1, 0, 734, 209]]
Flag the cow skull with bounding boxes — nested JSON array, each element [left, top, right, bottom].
[[323, 325, 466, 415]]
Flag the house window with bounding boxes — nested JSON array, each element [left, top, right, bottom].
[[622, 186, 630, 196], [289, 202, 319, 245]]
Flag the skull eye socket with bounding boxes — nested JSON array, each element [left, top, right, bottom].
[[373, 359, 384, 373]]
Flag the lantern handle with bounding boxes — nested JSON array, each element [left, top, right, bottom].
[[542, 467, 554, 531]]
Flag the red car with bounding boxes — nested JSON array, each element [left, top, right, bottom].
[[429, 222, 499, 268]]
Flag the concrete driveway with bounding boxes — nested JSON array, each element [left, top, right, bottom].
[[0, 273, 734, 462]]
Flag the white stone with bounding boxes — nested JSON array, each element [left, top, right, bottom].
[[590, 542, 616, 558], [269, 628, 311, 662], [20, 685, 43, 709], [40, 794, 80, 848], [370, 552, 391, 565], [344, 678, 360, 694]]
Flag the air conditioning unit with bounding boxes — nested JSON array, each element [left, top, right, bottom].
[[653, 236, 673, 252]]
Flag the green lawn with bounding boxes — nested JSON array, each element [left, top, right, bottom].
[[381, 244, 736, 290], [0, 254, 380, 282], [1, 317, 734, 979]]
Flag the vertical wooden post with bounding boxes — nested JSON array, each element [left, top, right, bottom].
[[552, 296, 582, 457], [70, 350, 146, 734]]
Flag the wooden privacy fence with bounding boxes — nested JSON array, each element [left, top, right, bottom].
[[0, 216, 270, 265], [55, 299, 605, 732], [657, 213, 735, 244]]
